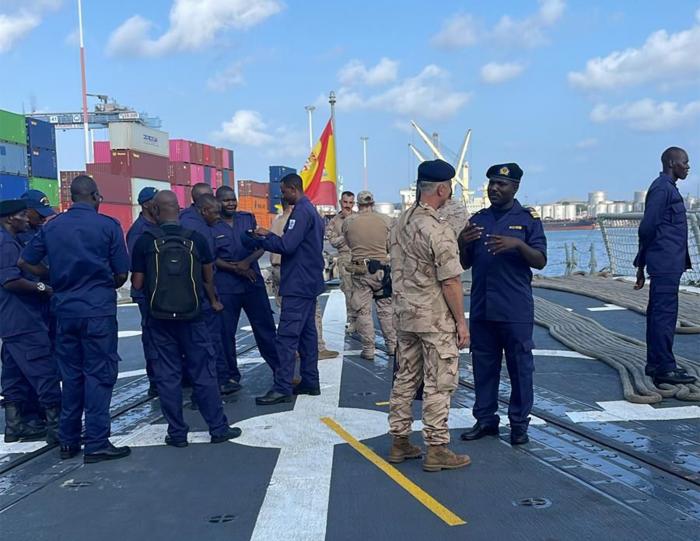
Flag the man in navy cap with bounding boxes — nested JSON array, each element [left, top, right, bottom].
[[0, 199, 61, 444], [250, 173, 325, 405], [634, 147, 695, 386], [18, 189, 55, 246], [126, 186, 161, 397], [212, 186, 280, 383], [458, 163, 547, 446], [19, 175, 132, 463]]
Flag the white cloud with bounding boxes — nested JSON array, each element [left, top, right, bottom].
[[431, 0, 565, 50], [64, 27, 79, 47], [431, 14, 480, 49], [590, 99, 700, 131], [333, 65, 471, 120], [480, 62, 525, 84], [214, 110, 306, 158], [0, 0, 61, 53], [107, 0, 283, 57], [575, 138, 598, 149], [569, 11, 700, 90], [338, 57, 399, 86], [207, 61, 245, 91]]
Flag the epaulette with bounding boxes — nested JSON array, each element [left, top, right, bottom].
[[525, 207, 540, 220]]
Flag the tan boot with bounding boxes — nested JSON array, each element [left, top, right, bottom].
[[387, 436, 422, 464], [318, 349, 339, 360], [422, 444, 471, 472]]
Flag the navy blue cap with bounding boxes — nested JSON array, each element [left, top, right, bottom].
[[486, 163, 523, 183], [0, 199, 28, 218], [417, 159, 456, 183], [21, 189, 55, 217], [138, 187, 159, 205]]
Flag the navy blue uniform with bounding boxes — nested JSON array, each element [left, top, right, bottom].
[[258, 196, 325, 395], [21, 203, 129, 453], [212, 212, 280, 381], [131, 223, 229, 442], [634, 173, 692, 373], [126, 213, 160, 386], [0, 227, 60, 410], [460, 200, 547, 431], [180, 205, 229, 384]]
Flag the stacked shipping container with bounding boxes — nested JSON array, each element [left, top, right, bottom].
[[237, 179, 275, 228], [26, 117, 59, 206], [268, 165, 296, 214]]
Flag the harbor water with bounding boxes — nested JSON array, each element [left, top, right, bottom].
[[541, 229, 610, 277]]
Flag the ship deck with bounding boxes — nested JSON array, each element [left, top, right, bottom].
[[1, 285, 699, 541]]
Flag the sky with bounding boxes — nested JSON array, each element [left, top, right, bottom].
[[1, 0, 699, 205]]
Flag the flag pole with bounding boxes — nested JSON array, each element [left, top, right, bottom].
[[77, 0, 90, 165], [329, 91, 339, 207]]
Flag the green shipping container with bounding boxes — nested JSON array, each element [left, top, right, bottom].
[[0, 110, 28, 145], [29, 177, 59, 207]]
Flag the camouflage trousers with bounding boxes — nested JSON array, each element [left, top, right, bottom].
[[388, 331, 459, 445], [349, 271, 396, 356], [337, 255, 356, 329], [270, 265, 327, 351]]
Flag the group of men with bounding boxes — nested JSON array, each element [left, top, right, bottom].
[[1, 146, 693, 472]]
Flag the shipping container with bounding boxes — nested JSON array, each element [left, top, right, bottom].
[[238, 180, 269, 198], [171, 185, 188, 208], [0, 174, 28, 200], [191, 142, 204, 164], [26, 117, 56, 149], [86, 163, 113, 176], [92, 171, 132, 205], [59, 170, 86, 209], [215, 169, 223, 188], [99, 202, 133, 233], [268, 179, 283, 213], [110, 150, 168, 180], [211, 169, 221, 190], [130, 178, 170, 202], [108, 123, 169, 158], [28, 147, 57, 179], [0, 110, 27, 145], [190, 163, 205, 184], [0, 142, 29, 176], [203, 165, 212, 185], [168, 162, 193, 185], [202, 144, 214, 166], [220, 148, 231, 169], [212, 148, 222, 169], [222, 169, 235, 188], [169, 139, 193, 163], [238, 195, 270, 213], [227, 150, 234, 171], [28, 177, 59, 207], [93, 141, 111, 163], [269, 165, 296, 183]]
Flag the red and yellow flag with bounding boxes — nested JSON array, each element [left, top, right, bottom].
[[299, 118, 337, 205]]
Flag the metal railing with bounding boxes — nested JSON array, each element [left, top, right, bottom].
[[597, 211, 700, 285]]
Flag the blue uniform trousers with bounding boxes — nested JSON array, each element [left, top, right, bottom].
[[470, 320, 534, 430], [220, 289, 280, 381], [273, 296, 319, 395], [646, 274, 682, 373], [204, 308, 231, 384], [135, 298, 157, 384], [147, 317, 229, 441], [19, 307, 56, 421], [1, 332, 61, 407], [55, 316, 119, 453]]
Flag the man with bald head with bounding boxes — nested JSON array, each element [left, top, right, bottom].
[[130, 191, 241, 446], [20, 174, 131, 463], [634, 147, 695, 386]]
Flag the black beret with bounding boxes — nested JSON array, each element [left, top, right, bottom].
[[486, 163, 523, 183], [417, 159, 455, 183], [0, 199, 28, 218]]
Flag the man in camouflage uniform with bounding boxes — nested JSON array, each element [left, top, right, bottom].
[[438, 197, 470, 239], [270, 200, 338, 360], [342, 191, 397, 360], [325, 191, 356, 332], [388, 159, 471, 473]]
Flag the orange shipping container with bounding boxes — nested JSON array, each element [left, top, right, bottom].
[[237, 195, 268, 213]]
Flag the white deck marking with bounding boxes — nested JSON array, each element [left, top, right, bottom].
[[117, 368, 147, 379], [118, 330, 142, 338], [118, 303, 138, 308], [566, 401, 700, 423], [459, 348, 593, 359], [587, 303, 626, 312]]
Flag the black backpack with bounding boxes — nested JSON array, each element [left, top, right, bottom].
[[144, 228, 203, 320]]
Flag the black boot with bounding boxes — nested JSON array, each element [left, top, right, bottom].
[[4, 402, 46, 443], [44, 406, 61, 445]]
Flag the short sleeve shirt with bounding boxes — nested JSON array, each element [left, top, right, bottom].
[[390, 202, 463, 333]]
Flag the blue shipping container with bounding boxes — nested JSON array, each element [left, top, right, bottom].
[[269, 165, 296, 183], [0, 142, 28, 176], [0, 174, 29, 200], [26, 117, 56, 149], [268, 179, 283, 213], [28, 147, 57, 179]]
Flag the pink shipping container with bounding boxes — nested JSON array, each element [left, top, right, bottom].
[[215, 169, 223, 187], [169, 139, 192, 163], [172, 185, 187, 208], [238, 179, 269, 198], [168, 162, 193, 185], [190, 164, 205, 183], [202, 144, 214, 166], [93, 141, 111, 163], [220, 148, 231, 169], [191, 143, 204, 164], [211, 170, 221, 190]]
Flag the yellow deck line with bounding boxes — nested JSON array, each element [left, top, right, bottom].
[[320, 417, 466, 527], [374, 401, 390, 406]]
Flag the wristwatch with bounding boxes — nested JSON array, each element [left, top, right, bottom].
[[36, 282, 47, 292]]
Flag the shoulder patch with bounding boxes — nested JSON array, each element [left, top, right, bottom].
[[525, 207, 540, 219]]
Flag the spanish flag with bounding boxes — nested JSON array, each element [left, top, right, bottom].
[[300, 118, 337, 205]]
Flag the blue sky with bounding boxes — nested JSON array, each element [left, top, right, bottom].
[[2, 0, 699, 205]]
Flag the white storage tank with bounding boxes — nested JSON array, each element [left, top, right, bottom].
[[564, 203, 577, 220], [588, 191, 606, 207], [541, 204, 554, 219]]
